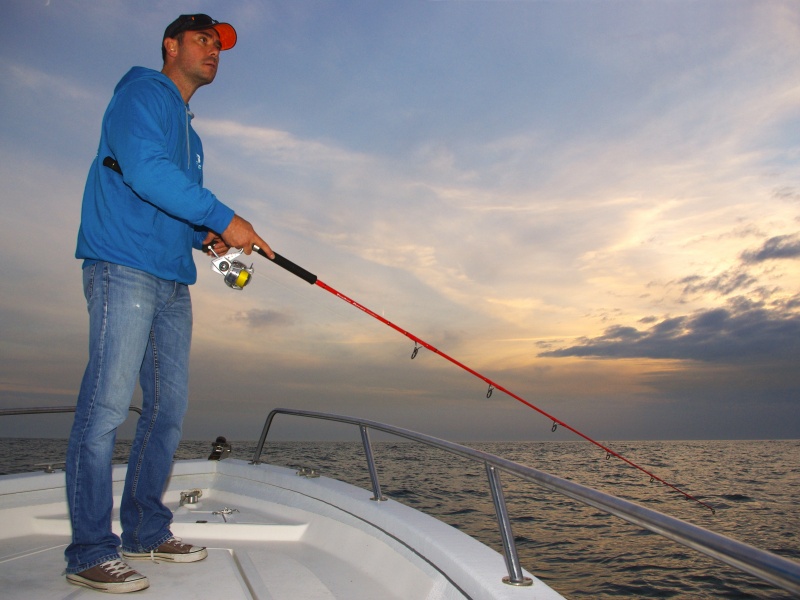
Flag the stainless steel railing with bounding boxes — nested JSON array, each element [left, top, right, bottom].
[[0, 406, 142, 417], [252, 407, 800, 595], [0, 406, 145, 472]]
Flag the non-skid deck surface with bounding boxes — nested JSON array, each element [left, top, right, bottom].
[[0, 534, 399, 600]]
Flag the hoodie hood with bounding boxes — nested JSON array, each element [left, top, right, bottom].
[[114, 66, 182, 101]]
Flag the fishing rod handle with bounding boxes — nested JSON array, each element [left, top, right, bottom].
[[255, 246, 318, 285]]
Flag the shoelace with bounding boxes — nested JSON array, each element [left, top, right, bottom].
[[148, 537, 190, 563], [101, 560, 135, 578], [165, 537, 189, 549]]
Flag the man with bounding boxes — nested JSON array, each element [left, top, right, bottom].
[[66, 14, 273, 593]]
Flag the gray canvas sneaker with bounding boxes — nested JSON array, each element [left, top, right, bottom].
[[66, 558, 149, 593]]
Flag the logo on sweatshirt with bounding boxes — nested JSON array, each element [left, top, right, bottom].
[[196, 153, 202, 171]]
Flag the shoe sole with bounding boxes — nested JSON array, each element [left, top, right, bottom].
[[66, 574, 150, 593], [122, 547, 208, 563]]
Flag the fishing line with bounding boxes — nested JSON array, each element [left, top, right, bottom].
[[253, 246, 714, 513]]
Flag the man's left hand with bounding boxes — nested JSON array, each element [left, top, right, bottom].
[[201, 231, 229, 256]]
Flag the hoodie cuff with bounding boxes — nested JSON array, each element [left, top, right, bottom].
[[205, 202, 236, 235]]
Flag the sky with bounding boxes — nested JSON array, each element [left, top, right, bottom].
[[1, 0, 799, 444]]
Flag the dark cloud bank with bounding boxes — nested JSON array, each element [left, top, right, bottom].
[[541, 234, 800, 364]]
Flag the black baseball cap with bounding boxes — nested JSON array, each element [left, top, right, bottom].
[[163, 14, 237, 53]]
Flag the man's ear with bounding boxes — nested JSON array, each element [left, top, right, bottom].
[[163, 37, 179, 58]]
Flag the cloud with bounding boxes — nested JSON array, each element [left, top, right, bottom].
[[741, 233, 800, 263], [678, 269, 757, 297], [539, 295, 800, 363], [9, 65, 89, 100], [200, 120, 368, 170], [532, 220, 800, 425], [233, 308, 294, 329]]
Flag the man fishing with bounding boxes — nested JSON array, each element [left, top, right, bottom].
[[66, 14, 274, 593]]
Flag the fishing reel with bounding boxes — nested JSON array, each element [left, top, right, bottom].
[[209, 247, 254, 290]]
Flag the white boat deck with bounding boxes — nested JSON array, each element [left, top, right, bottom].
[[0, 459, 565, 599]]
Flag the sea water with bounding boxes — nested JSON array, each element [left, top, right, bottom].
[[1, 438, 797, 599]]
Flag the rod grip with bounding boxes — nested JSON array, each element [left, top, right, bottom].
[[256, 247, 317, 285]]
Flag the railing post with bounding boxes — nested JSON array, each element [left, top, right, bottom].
[[251, 410, 279, 464], [485, 463, 533, 587], [360, 425, 386, 501]]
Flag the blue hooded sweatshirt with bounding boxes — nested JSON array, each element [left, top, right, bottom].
[[76, 67, 235, 284]]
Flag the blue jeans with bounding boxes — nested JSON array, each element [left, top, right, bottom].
[[65, 262, 192, 573]]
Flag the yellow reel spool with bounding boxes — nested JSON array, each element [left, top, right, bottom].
[[233, 268, 251, 289]]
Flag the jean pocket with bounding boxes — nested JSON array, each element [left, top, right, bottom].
[[83, 263, 97, 304]]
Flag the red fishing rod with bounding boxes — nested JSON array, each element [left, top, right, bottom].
[[252, 246, 715, 514]]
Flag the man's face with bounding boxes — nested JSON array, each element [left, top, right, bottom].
[[168, 28, 222, 87]]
